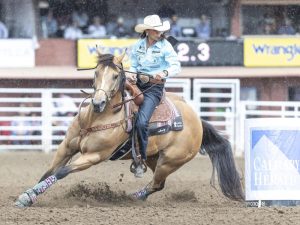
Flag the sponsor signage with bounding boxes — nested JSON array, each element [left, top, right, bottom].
[[77, 39, 137, 69], [245, 118, 300, 201], [244, 37, 300, 67], [77, 39, 243, 68], [0, 39, 35, 67]]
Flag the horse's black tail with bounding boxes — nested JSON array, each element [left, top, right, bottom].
[[200, 120, 244, 201]]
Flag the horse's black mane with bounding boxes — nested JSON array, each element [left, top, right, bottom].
[[97, 54, 117, 69]]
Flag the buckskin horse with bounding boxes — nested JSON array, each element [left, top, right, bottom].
[[15, 51, 244, 207]]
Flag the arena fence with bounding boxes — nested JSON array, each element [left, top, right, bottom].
[[193, 79, 240, 149], [4, 79, 293, 156], [0, 79, 193, 153]]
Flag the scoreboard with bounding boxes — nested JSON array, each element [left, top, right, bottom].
[[175, 39, 243, 66]]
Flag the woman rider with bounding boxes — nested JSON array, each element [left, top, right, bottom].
[[126, 14, 181, 178]]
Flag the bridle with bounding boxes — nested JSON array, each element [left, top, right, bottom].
[[80, 57, 127, 100], [92, 70, 122, 103], [78, 56, 165, 109]]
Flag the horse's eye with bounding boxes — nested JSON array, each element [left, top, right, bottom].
[[113, 74, 118, 80]]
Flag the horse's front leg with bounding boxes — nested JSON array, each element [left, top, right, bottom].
[[39, 139, 79, 182], [15, 152, 102, 207]]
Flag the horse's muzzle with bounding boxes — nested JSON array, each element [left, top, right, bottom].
[[92, 99, 106, 113]]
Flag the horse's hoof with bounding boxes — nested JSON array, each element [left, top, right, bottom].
[[15, 189, 37, 208]]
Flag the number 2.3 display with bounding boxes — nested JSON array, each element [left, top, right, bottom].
[[177, 42, 210, 63]]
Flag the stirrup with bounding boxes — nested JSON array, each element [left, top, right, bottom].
[[130, 158, 147, 174]]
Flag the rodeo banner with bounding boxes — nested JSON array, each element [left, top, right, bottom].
[[245, 118, 300, 203], [0, 39, 35, 68], [244, 37, 300, 67], [77, 39, 137, 69], [77, 39, 243, 68]]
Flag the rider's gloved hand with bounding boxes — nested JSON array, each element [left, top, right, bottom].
[[125, 72, 137, 83], [154, 70, 168, 81]]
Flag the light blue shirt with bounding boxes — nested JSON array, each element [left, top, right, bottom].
[[129, 38, 181, 77]]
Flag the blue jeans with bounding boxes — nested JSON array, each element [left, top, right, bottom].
[[135, 81, 164, 160]]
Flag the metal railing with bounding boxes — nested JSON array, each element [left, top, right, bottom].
[[4, 79, 285, 156], [0, 78, 192, 152]]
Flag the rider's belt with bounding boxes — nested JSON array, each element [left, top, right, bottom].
[[148, 78, 165, 85], [138, 74, 165, 85]]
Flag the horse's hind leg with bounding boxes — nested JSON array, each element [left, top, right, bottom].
[[15, 152, 102, 207], [133, 145, 198, 200], [145, 154, 159, 173]]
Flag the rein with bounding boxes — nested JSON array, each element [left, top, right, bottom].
[[112, 82, 159, 109], [111, 64, 165, 108], [76, 56, 164, 137]]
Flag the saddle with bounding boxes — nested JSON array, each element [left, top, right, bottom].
[[124, 81, 184, 136], [109, 82, 184, 161]]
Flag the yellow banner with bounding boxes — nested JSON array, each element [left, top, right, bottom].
[[244, 37, 300, 67], [77, 39, 138, 68]]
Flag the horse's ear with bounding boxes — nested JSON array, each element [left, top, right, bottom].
[[114, 49, 127, 64], [96, 45, 102, 57]]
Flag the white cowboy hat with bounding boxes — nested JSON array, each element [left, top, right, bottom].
[[135, 15, 170, 33]]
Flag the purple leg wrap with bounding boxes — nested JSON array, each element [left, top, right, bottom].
[[132, 187, 149, 200], [33, 175, 57, 195]]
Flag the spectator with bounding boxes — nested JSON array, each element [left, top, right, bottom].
[[106, 14, 118, 36], [29, 112, 42, 145], [111, 17, 129, 38], [257, 12, 276, 35], [53, 94, 77, 117], [64, 20, 83, 40], [52, 0, 72, 37], [0, 120, 11, 145], [88, 16, 107, 38], [72, 7, 89, 31], [56, 16, 69, 38], [263, 24, 276, 35], [263, 12, 276, 27], [0, 20, 8, 38], [277, 18, 296, 35], [41, 9, 58, 38], [195, 14, 211, 39], [169, 14, 181, 37], [52, 94, 77, 144], [11, 106, 31, 145]]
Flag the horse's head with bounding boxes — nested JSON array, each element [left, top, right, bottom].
[[92, 51, 126, 113]]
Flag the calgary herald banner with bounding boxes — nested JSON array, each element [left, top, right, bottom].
[[245, 119, 300, 201], [244, 37, 300, 67]]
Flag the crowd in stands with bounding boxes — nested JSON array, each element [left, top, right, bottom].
[[0, 2, 300, 40], [40, 2, 133, 40], [258, 12, 299, 35], [40, 2, 215, 40], [40, 5, 300, 41]]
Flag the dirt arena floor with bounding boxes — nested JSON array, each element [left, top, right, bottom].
[[1, 151, 300, 225]]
